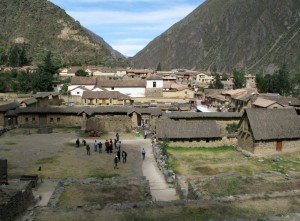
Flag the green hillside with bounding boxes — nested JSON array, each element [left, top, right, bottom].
[[0, 0, 127, 67]]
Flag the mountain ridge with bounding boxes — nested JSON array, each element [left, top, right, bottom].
[[0, 0, 127, 66], [131, 0, 300, 74]]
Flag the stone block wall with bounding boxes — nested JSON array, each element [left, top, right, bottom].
[[0, 180, 33, 221], [168, 137, 237, 148]]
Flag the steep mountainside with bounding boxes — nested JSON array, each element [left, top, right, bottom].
[[132, 0, 300, 74], [0, 0, 127, 66]]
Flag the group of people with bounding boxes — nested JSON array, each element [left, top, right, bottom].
[[75, 132, 130, 169]]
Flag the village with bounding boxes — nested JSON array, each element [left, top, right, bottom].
[[0, 66, 300, 220]]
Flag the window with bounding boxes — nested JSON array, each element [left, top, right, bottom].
[[32, 117, 35, 122], [77, 92, 80, 94], [25, 117, 28, 123], [50, 118, 54, 123], [57, 118, 60, 123], [153, 82, 156, 88], [206, 138, 210, 143], [112, 87, 114, 90]]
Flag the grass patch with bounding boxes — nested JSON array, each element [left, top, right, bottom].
[[0, 148, 11, 151], [199, 176, 299, 198], [58, 183, 148, 206], [4, 141, 17, 145], [88, 170, 119, 179], [36, 156, 58, 165]]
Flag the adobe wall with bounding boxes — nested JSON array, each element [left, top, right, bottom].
[[237, 133, 254, 153], [145, 88, 163, 98], [0, 180, 34, 221], [168, 137, 237, 148], [18, 114, 82, 128], [253, 140, 300, 156], [86, 115, 131, 132], [46, 115, 82, 128]]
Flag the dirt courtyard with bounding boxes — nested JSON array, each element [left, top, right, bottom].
[[0, 128, 144, 179]]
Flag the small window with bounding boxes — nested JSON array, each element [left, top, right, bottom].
[[153, 82, 156, 88], [50, 118, 54, 123], [77, 92, 80, 94], [32, 117, 35, 122], [206, 138, 210, 143], [25, 117, 29, 122], [57, 118, 60, 123], [112, 87, 114, 90]]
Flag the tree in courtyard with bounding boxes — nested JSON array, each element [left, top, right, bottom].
[[232, 69, 246, 89], [75, 69, 88, 76]]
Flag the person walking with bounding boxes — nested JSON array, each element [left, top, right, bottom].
[[116, 141, 121, 151], [116, 132, 119, 141], [117, 150, 121, 162], [141, 148, 146, 160], [82, 139, 86, 146], [122, 150, 127, 163], [98, 141, 102, 153], [114, 155, 119, 169], [109, 139, 113, 153], [94, 140, 98, 152], [75, 138, 80, 147], [86, 144, 91, 156], [105, 140, 109, 153]]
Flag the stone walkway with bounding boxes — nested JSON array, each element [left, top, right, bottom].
[[136, 138, 179, 201]]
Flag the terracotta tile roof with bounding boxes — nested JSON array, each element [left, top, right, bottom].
[[252, 97, 278, 107]]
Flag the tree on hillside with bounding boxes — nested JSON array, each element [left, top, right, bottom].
[[222, 73, 228, 81], [233, 69, 246, 89], [209, 74, 224, 89], [39, 51, 59, 75], [256, 64, 292, 96], [75, 69, 88, 76], [7, 44, 30, 67], [276, 64, 291, 96], [156, 63, 162, 71], [16, 71, 34, 93]]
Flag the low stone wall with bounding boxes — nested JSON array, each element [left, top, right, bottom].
[[0, 180, 34, 221], [48, 176, 151, 207], [168, 137, 237, 148]]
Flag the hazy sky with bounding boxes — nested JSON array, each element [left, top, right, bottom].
[[49, 0, 205, 57]]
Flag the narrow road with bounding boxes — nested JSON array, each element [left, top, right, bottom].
[[137, 138, 179, 201]]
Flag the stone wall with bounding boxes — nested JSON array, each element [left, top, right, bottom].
[[86, 115, 132, 132], [0, 180, 33, 221], [168, 137, 237, 148], [48, 177, 151, 207]]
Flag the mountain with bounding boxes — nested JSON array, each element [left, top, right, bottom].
[[0, 0, 127, 66], [131, 0, 300, 74]]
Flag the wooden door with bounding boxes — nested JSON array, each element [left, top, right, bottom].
[[276, 140, 282, 151], [102, 99, 106, 105]]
